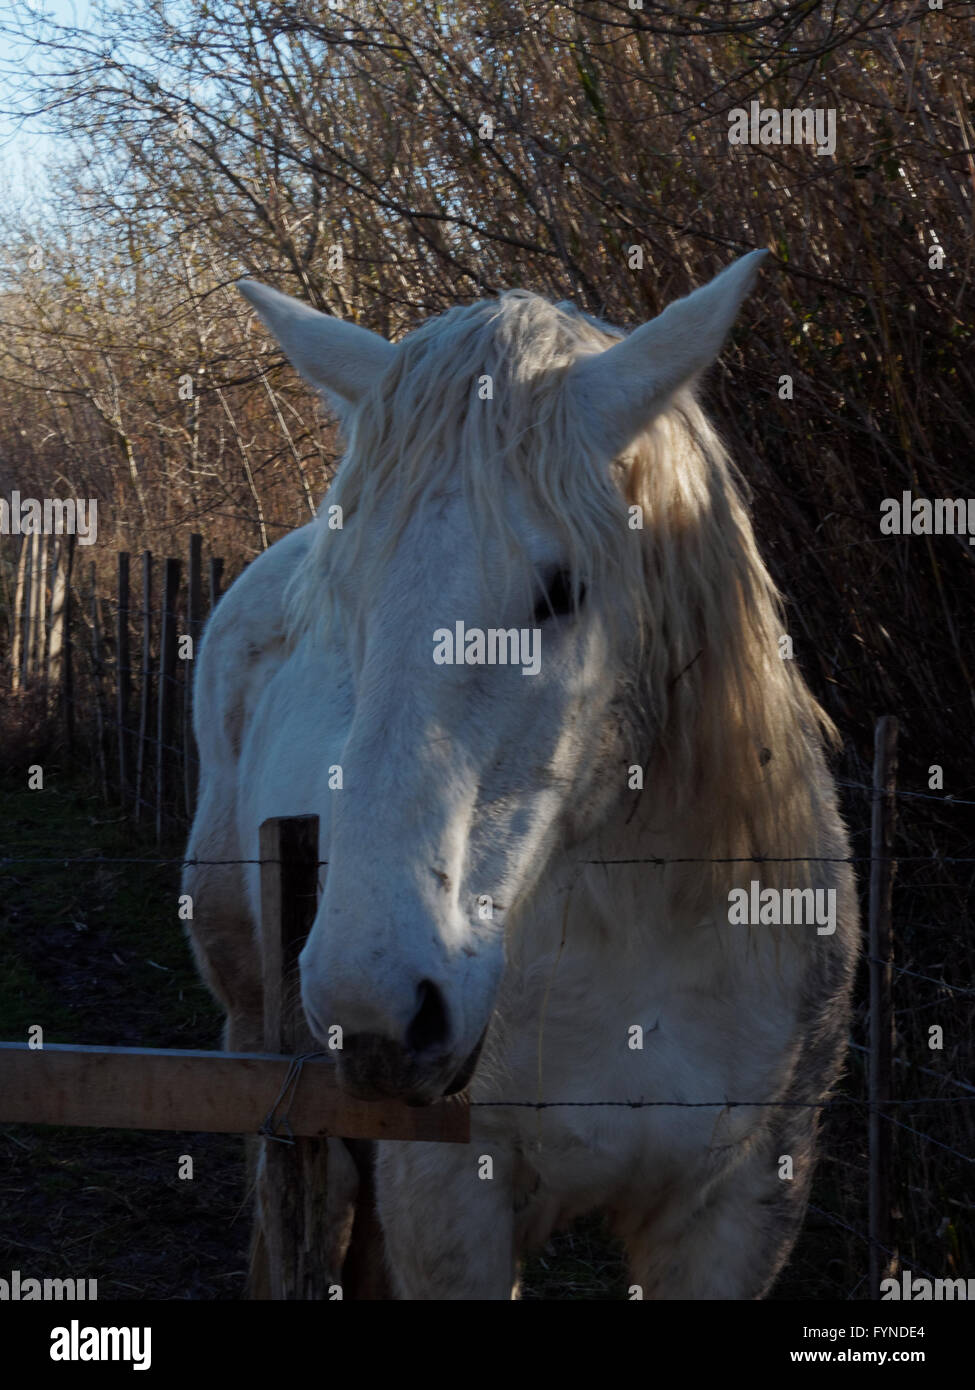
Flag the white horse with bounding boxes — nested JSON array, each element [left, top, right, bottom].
[[184, 251, 858, 1299]]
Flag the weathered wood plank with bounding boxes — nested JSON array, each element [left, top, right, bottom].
[[10, 533, 28, 691], [134, 550, 152, 821], [184, 532, 202, 818], [0, 1043, 470, 1143], [208, 555, 223, 610], [116, 551, 131, 804], [155, 555, 180, 841]]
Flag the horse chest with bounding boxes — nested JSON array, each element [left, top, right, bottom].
[[483, 917, 797, 1210]]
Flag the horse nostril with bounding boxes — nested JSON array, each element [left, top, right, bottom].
[[405, 979, 450, 1056]]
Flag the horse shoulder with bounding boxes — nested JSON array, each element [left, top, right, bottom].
[[193, 524, 315, 775], [186, 524, 314, 899]]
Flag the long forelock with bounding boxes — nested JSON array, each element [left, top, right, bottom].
[[288, 290, 640, 633]]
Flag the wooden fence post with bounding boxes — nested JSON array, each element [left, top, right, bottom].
[[35, 534, 49, 684], [43, 538, 58, 691], [20, 530, 34, 686], [135, 551, 153, 822], [28, 530, 43, 681], [209, 556, 224, 611], [253, 816, 337, 1301], [90, 561, 109, 800], [869, 715, 899, 1297], [116, 552, 131, 805], [184, 534, 202, 818], [61, 536, 75, 753], [155, 557, 180, 842], [10, 534, 28, 691], [252, 816, 392, 1301]]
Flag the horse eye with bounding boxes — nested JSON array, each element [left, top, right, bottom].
[[534, 568, 584, 622]]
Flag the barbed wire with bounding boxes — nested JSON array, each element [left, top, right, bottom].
[[846, 1040, 975, 1098], [869, 1108, 975, 1166], [77, 599, 217, 620], [582, 854, 975, 864], [467, 1096, 975, 1112], [6, 851, 975, 869], [836, 778, 975, 809], [866, 955, 975, 1000], [54, 690, 200, 768], [805, 1203, 940, 1288]]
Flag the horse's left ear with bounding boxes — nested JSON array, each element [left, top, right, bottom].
[[567, 249, 769, 456]]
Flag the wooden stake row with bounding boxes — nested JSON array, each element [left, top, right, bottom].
[[4, 532, 224, 838]]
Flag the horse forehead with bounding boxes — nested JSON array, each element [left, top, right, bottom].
[[389, 482, 560, 562], [552, 299, 622, 339]]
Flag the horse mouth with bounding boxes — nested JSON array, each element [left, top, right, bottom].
[[337, 1025, 488, 1106], [442, 1026, 487, 1097], [402, 1026, 489, 1107]]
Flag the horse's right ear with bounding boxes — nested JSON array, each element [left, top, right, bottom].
[[238, 280, 395, 414]]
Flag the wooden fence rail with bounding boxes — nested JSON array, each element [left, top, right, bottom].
[[0, 1043, 464, 1145]]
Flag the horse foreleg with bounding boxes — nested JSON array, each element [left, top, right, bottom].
[[375, 1141, 516, 1300], [620, 1139, 812, 1300]]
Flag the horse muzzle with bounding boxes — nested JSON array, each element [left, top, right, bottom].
[[337, 1026, 487, 1106]]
